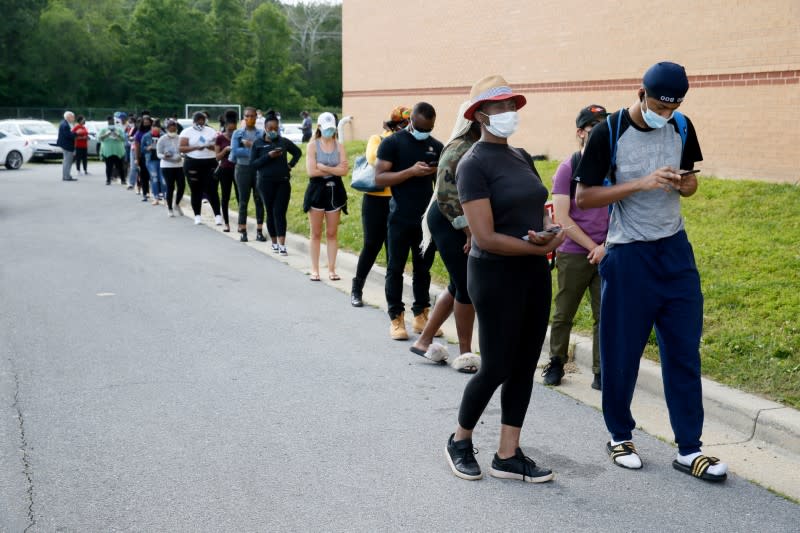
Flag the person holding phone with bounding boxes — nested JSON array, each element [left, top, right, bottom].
[[542, 105, 610, 391], [445, 75, 564, 483], [251, 111, 302, 255], [374, 102, 444, 340], [575, 62, 727, 482], [304, 112, 349, 281]]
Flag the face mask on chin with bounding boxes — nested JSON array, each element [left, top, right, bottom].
[[641, 98, 673, 129], [480, 110, 519, 138]]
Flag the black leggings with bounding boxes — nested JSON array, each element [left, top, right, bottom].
[[138, 154, 150, 196], [218, 165, 238, 225], [427, 205, 470, 305], [257, 177, 291, 237], [184, 158, 220, 216], [458, 255, 551, 430], [355, 194, 390, 280], [162, 166, 185, 210], [104, 155, 124, 182], [74, 148, 88, 172]]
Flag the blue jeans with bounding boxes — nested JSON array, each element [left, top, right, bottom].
[[128, 150, 138, 187], [146, 158, 164, 198]]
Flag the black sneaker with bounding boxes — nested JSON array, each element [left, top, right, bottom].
[[240, 232, 248, 243], [256, 232, 267, 242], [445, 433, 482, 480], [542, 359, 565, 386], [489, 448, 554, 483], [591, 372, 602, 390]]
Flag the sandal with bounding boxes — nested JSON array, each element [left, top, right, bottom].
[[672, 455, 727, 482], [450, 352, 480, 374], [409, 343, 448, 364], [606, 441, 642, 469], [328, 273, 341, 281], [310, 273, 321, 282]]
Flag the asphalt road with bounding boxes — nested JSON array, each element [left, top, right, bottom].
[[1, 162, 798, 532]]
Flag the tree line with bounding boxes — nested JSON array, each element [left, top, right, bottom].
[[0, 0, 342, 117]]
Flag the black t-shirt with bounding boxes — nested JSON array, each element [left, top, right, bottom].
[[377, 129, 444, 224], [457, 142, 549, 259]]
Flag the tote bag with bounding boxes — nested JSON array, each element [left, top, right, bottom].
[[350, 156, 383, 193]]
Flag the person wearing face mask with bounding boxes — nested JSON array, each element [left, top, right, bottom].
[[142, 119, 164, 205], [98, 115, 126, 186], [157, 119, 186, 217], [180, 111, 223, 226], [374, 102, 444, 340], [304, 112, 349, 281], [445, 75, 565, 484], [575, 62, 727, 483], [133, 115, 153, 202], [230, 107, 267, 242], [215, 110, 239, 232], [541, 105, 610, 391], [251, 112, 302, 255]]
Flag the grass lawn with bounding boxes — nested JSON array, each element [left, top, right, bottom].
[[231, 140, 800, 408]]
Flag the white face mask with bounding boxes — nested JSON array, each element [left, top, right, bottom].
[[167, 131, 178, 138], [481, 111, 519, 138]]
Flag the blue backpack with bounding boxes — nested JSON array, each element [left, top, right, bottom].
[[606, 109, 688, 184]]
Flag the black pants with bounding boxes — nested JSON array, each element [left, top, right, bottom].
[[184, 158, 220, 216], [235, 164, 264, 226], [217, 165, 238, 225], [427, 205, 471, 305], [162, 166, 185, 210], [74, 147, 88, 172], [458, 255, 551, 430], [355, 194, 390, 280], [138, 154, 150, 196], [104, 155, 125, 182], [385, 220, 436, 318], [257, 177, 291, 237]]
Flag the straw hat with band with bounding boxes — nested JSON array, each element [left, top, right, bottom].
[[463, 75, 527, 121]]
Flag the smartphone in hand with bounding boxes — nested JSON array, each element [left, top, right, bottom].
[[680, 169, 700, 176]]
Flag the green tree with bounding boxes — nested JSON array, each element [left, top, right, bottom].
[[0, 0, 47, 103], [205, 0, 249, 102]]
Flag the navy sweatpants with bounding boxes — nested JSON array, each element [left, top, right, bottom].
[[598, 230, 704, 455]]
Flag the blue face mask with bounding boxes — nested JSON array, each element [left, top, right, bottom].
[[322, 127, 336, 138], [641, 99, 673, 129], [267, 130, 278, 140], [409, 123, 430, 141]]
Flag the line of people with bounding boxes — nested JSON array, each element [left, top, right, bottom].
[[349, 66, 727, 486]]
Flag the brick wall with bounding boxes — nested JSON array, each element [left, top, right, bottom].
[[342, 0, 800, 182]]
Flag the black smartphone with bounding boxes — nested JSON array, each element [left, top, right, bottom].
[[680, 169, 700, 176]]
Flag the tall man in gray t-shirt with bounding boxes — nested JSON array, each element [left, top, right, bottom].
[[575, 62, 728, 483]]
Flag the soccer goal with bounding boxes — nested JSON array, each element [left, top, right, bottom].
[[185, 104, 242, 121]]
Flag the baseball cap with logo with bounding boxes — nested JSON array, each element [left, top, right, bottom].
[[317, 112, 336, 129], [576, 105, 608, 128], [642, 62, 690, 104]]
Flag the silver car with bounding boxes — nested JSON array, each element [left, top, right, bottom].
[[0, 119, 63, 161], [84, 121, 109, 157]]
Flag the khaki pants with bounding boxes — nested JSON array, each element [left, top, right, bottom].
[[549, 251, 601, 373]]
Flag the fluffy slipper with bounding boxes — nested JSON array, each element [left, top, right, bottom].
[[450, 352, 480, 374], [672, 456, 727, 482], [409, 343, 448, 364]]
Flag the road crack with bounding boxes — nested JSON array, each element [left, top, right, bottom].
[[11, 363, 36, 532]]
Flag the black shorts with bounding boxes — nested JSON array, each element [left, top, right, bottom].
[[303, 176, 348, 213]]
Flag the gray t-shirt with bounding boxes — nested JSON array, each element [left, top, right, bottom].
[[575, 109, 702, 245]]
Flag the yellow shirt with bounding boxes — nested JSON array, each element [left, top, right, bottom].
[[365, 131, 392, 197]]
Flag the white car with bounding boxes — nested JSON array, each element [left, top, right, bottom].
[[0, 119, 62, 161], [84, 120, 110, 157], [0, 131, 34, 170], [281, 123, 305, 144]]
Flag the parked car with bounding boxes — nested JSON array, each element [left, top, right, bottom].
[[0, 131, 34, 170], [0, 119, 62, 161], [281, 123, 304, 144]]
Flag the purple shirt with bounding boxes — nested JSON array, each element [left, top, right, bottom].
[[551, 157, 609, 254]]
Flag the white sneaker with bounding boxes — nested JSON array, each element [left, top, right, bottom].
[[194, 215, 202, 225], [168, 209, 175, 217], [175, 204, 184, 216], [279, 245, 288, 256], [214, 215, 223, 226]]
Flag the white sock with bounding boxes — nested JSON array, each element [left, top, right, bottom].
[[194, 215, 202, 225], [610, 439, 642, 469], [677, 451, 728, 476]]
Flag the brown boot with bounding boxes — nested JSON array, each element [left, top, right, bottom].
[[412, 308, 444, 337], [390, 312, 409, 340]]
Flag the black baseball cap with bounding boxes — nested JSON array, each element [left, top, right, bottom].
[[576, 105, 608, 128], [643, 62, 689, 104]]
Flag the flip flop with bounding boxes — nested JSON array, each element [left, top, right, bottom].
[[672, 455, 727, 482], [409, 343, 448, 364], [328, 273, 341, 281], [450, 352, 481, 374], [309, 273, 321, 281]]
